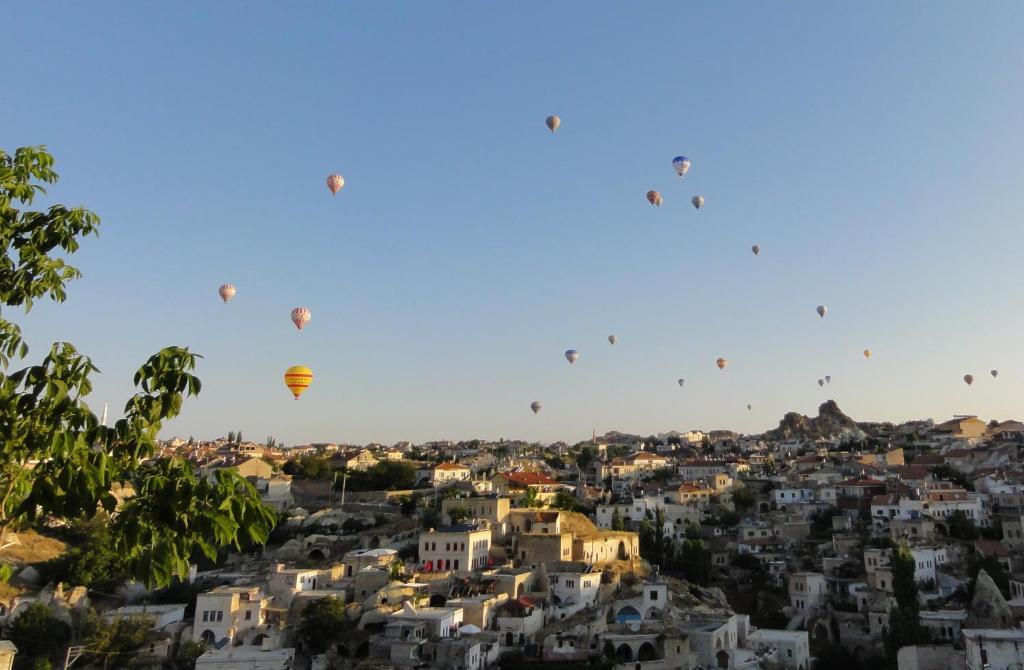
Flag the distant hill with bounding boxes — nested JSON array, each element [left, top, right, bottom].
[[764, 400, 865, 443]]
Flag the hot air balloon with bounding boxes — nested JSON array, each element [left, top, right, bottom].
[[565, 350, 579, 365], [284, 366, 314, 399], [818, 379, 825, 387], [864, 349, 872, 359], [825, 375, 832, 384], [326, 174, 345, 195], [672, 155, 691, 178], [646, 190, 663, 207], [291, 307, 311, 330], [692, 196, 704, 210], [963, 374, 974, 386], [747, 404, 752, 410], [218, 284, 236, 303], [816, 305, 828, 318], [546, 115, 560, 132], [991, 369, 999, 379], [530, 401, 542, 414], [678, 379, 685, 387], [716, 358, 728, 371], [608, 335, 617, 346], [751, 244, 760, 256]]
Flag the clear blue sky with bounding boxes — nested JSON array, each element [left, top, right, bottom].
[[5, 3, 1024, 445]]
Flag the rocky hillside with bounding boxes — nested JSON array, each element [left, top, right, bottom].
[[764, 400, 865, 443]]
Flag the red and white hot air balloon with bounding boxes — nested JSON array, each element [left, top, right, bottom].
[[218, 284, 236, 303], [326, 174, 345, 195], [647, 190, 663, 207], [291, 307, 311, 330]]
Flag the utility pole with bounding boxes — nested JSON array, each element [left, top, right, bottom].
[[340, 469, 348, 508]]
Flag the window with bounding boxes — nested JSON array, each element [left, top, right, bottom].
[[245, 610, 252, 621], [649, 590, 658, 600], [217, 611, 224, 622], [203, 611, 209, 622], [454, 559, 460, 570], [788, 650, 793, 658]]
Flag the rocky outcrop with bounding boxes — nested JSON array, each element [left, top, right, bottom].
[[967, 569, 1013, 628], [764, 400, 864, 443]]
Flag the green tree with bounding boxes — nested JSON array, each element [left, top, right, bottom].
[[448, 505, 470, 524], [947, 510, 978, 540], [883, 606, 928, 669], [611, 508, 624, 531], [929, 465, 971, 490], [40, 515, 128, 592], [576, 446, 596, 470], [283, 454, 331, 479], [732, 486, 756, 510], [4, 602, 70, 669], [552, 491, 581, 512], [227, 431, 235, 444], [236, 430, 243, 444], [891, 540, 919, 614], [299, 597, 350, 654], [80, 610, 152, 668], [0, 146, 275, 586], [521, 487, 541, 508]]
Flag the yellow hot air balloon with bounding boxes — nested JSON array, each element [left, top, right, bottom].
[[284, 366, 314, 399], [863, 349, 871, 359]]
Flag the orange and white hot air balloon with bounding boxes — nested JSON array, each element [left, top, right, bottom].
[[647, 190, 663, 207], [546, 115, 560, 132], [326, 174, 345, 195], [291, 307, 311, 330], [863, 349, 872, 359], [285, 366, 314, 399], [716, 357, 728, 371], [218, 284, 236, 303]]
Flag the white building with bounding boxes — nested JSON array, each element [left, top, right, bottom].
[[964, 628, 1024, 670], [747, 629, 809, 670], [419, 523, 491, 574], [195, 645, 295, 669], [267, 564, 321, 599], [548, 564, 600, 620], [192, 586, 272, 646], [788, 573, 826, 612], [388, 602, 464, 638]]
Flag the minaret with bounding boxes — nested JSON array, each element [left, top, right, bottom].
[[100, 402, 108, 427]]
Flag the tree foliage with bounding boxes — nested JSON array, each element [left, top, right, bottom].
[[0, 146, 275, 587], [731, 486, 756, 510], [299, 596, 350, 655], [3, 602, 70, 669], [80, 610, 153, 668], [891, 540, 919, 614]]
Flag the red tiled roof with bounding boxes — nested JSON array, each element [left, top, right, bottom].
[[503, 472, 557, 486], [975, 539, 1010, 557], [871, 494, 897, 506]]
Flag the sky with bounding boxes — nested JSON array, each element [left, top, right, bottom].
[[4, 3, 1024, 446]]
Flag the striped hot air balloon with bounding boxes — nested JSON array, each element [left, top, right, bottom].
[[647, 190, 663, 207], [565, 350, 579, 365], [326, 174, 345, 195], [218, 284, 236, 303], [291, 307, 311, 330], [546, 115, 560, 132], [285, 366, 314, 399]]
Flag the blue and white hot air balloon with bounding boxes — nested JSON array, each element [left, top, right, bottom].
[[565, 350, 579, 365], [672, 155, 691, 178]]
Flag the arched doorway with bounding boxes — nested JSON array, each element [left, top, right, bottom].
[[637, 642, 656, 662], [200, 630, 216, 645], [616, 644, 633, 663], [429, 594, 447, 607], [252, 634, 267, 646], [615, 605, 641, 624], [337, 644, 350, 658], [716, 649, 729, 668], [617, 541, 628, 560], [370, 536, 381, 548], [308, 548, 326, 561], [354, 641, 369, 658], [506, 632, 514, 647], [759, 502, 770, 513]]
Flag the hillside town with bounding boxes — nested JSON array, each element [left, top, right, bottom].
[[2, 402, 1024, 670]]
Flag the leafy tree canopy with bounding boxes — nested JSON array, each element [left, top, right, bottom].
[[0, 146, 275, 587]]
